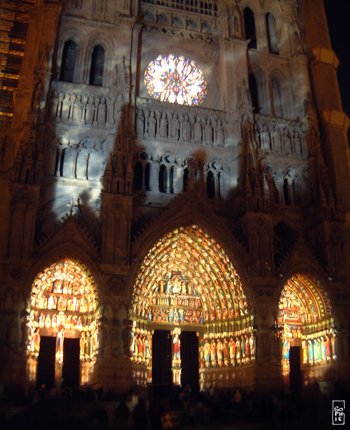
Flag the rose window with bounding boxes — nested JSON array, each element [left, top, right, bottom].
[[144, 54, 207, 106]]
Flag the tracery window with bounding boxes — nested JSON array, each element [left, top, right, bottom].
[[89, 45, 105, 86], [144, 54, 207, 106], [266, 13, 279, 54], [244, 8, 256, 49], [60, 40, 77, 82]]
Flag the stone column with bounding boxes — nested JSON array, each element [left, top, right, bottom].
[[254, 304, 283, 392]]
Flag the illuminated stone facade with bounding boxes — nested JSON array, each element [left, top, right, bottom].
[[0, 0, 349, 393]]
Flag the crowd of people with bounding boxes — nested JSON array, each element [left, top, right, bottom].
[[0, 380, 348, 430]]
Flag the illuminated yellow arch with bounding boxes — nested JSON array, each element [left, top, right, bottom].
[[130, 225, 255, 388], [278, 274, 332, 326], [131, 224, 250, 324], [26, 258, 101, 385], [278, 274, 335, 375]]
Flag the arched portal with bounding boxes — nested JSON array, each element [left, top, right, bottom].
[[26, 258, 100, 387], [278, 274, 335, 384], [130, 225, 255, 390]]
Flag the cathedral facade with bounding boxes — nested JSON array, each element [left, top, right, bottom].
[[0, 0, 349, 393]]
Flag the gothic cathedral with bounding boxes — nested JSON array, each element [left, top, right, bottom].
[[0, 0, 349, 393]]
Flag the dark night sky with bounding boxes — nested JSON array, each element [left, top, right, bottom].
[[324, 0, 350, 116]]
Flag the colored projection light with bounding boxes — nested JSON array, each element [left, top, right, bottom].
[[278, 274, 335, 375], [130, 225, 255, 389], [144, 55, 207, 106], [26, 258, 100, 385], [131, 225, 250, 325]]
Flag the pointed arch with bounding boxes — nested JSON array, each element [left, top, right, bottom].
[[206, 170, 215, 199], [129, 223, 254, 388], [134, 161, 143, 190], [244, 7, 257, 49], [266, 12, 279, 54], [159, 164, 167, 193], [278, 274, 335, 379], [60, 40, 77, 82], [26, 258, 101, 387], [89, 45, 105, 86]]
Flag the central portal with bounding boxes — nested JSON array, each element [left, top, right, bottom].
[[130, 225, 255, 389], [151, 330, 199, 391]]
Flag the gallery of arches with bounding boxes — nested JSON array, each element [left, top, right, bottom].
[[0, 0, 350, 409]]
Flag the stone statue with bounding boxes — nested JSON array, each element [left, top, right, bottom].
[[97, 96, 107, 126], [147, 111, 156, 138], [159, 112, 168, 138], [72, 94, 84, 122], [260, 125, 271, 151], [170, 113, 180, 140], [193, 115, 202, 143], [48, 90, 59, 118], [283, 129, 292, 154], [205, 118, 213, 145], [216, 119, 225, 146], [136, 109, 145, 136], [85, 96, 95, 125], [182, 114, 191, 142]]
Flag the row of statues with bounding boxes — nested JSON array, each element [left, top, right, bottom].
[[136, 108, 226, 146], [31, 294, 94, 313], [29, 310, 98, 332], [282, 333, 335, 365], [48, 90, 123, 127], [147, 306, 203, 325], [200, 333, 256, 368], [130, 329, 152, 365], [151, 294, 202, 309], [256, 122, 306, 157]]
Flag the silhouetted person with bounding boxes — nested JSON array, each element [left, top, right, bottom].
[[148, 398, 163, 430], [115, 399, 130, 430], [132, 398, 148, 430]]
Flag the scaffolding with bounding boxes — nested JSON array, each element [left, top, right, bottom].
[[0, 0, 35, 123]]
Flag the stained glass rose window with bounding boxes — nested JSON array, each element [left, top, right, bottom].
[[144, 54, 207, 106]]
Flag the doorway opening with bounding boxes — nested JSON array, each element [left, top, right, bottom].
[[27, 258, 100, 387], [278, 274, 336, 384], [36, 336, 56, 389], [130, 225, 254, 389], [62, 338, 80, 388], [152, 330, 172, 387], [180, 331, 199, 392], [289, 346, 301, 394]]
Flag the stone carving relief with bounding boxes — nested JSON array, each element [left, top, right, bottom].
[[136, 98, 226, 147], [255, 115, 306, 158], [48, 82, 124, 129]]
